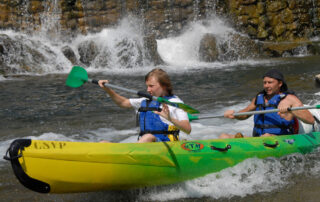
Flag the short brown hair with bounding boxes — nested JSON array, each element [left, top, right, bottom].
[[145, 68, 173, 96]]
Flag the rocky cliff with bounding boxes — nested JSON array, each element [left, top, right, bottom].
[[0, 0, 319, 74], [0, 0, 319, 40]]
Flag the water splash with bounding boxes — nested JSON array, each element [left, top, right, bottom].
[[0, 14, 309, 76], [141, 152, 318, 201], [156, 16, 259, 67]]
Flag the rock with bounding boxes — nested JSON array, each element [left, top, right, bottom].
[[115, 38, 143, 69], [315, 74, 320, 87], [0, 0, 319, 61], [199, 33, 219, 62], [0, 34, 51, 73], [94, 48, 111, 68], [78, 40, 99, 66], [61, 46, 78, 65], [219, 33, 262, 61], [143, 34, 164, 65], [262, 40, 319, 57]]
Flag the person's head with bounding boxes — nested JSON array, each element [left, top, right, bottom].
[[145, 68, 173, 97], [262, 69, 288, 95]]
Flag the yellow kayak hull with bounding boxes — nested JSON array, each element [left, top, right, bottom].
[[5, 132, 320, 193]]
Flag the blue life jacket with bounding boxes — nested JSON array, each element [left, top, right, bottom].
[[253, 93, 295, 137], [138, 96, 180, 141]]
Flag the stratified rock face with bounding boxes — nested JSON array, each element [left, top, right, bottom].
[[227, 0, 320, 42], [0, 0, 319, 40], [0, 0, 227, 38], [0, 34, 48, 74], [0, 0, 319, 73]]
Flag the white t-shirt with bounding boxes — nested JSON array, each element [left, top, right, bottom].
[[129, 96, 189, 125]]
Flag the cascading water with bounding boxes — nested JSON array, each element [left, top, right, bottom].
[[0, 13, 257, 75], [39, 0, 62, 43]]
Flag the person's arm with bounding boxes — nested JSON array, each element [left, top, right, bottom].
[[224, 98, 257, 120], [154, 104, 191, 134], [98, 80, 132, 108], [278, 95, 315, 124]]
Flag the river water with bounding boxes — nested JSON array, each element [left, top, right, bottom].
[[1, 55, 320, 201], [1, 16, 320, 201]]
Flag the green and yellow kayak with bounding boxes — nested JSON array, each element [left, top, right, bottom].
[[4, 132, 320, 193]]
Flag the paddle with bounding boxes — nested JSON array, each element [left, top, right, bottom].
[[188, 105, 320, 121], [66, 66, 199, 114]]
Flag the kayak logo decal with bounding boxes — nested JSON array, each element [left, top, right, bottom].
[[181, 142, 204, 152], [33, 142, 67, 150]]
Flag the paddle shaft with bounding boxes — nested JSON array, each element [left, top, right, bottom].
[[89, 79, 160, 102], [194, 105, 320, 120], [66, 66, 199, 113]]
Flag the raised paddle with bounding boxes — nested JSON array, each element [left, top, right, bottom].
[[66, 66, 199, 114], [188, 105, 320, 121]]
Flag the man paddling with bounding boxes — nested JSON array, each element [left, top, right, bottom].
[[220, 69, 315, 138], [98, 68, 191, 142]]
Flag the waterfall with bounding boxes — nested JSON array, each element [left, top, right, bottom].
[[39, 0, 62, 42], [0, 0, 319, 76], [193, 0, 200, 21]]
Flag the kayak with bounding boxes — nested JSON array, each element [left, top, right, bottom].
[[4, 132, 320, 193]]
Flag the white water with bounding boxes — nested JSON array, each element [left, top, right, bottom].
[[0, 16, 291, 76], [141, 156, 306, 201]]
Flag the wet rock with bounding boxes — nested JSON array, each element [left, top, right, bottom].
[[315, 74, 320, 87], [0, 34, 50, 74], [143, 34, 164, 65], [199, 33, 219, 62], [307, 41, 320, 55], [115, 38, 143, 69], [219, 33, 262, 61], [94, 48, 111, 68], [78, 40, 99, 66], [61, 45, 78, 65], [262, 40, 320, 57], [266, 1, 287, 12]]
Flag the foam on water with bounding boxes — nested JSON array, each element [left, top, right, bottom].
[[141, 153, 316, 201], [0, 75, 6, 81]]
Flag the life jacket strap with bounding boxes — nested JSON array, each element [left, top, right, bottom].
[[138, 107, 162, 112], [139, 127, 180, 142], [139, 130, 180, 136], [314, 116, 320, 124], [254, 124, 289, 129], [256, 103, 278, 108]]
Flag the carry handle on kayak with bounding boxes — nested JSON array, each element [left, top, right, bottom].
[[263, 141, 279, 148], [211, 144, 231, 152]]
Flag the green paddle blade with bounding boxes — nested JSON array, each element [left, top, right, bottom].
[[157, 97, 199, 114], [66, 66, 88, 88]]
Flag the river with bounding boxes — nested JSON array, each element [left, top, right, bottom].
[[1, 17, 320, 202]]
